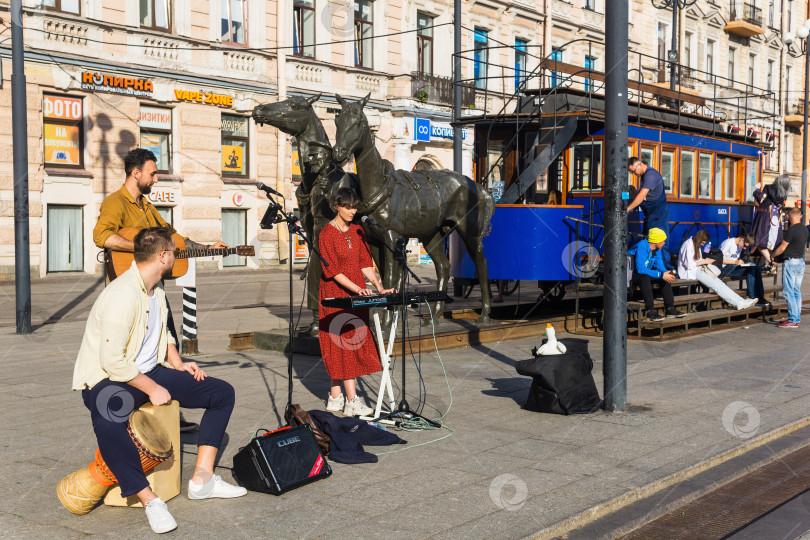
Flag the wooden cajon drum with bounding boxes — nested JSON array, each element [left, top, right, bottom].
[[104, 401, 181, 507]]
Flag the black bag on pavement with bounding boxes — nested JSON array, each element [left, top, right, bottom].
[[515, 338, 602, 415]]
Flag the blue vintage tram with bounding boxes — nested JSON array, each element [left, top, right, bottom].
[[450, 39, 777, 290]]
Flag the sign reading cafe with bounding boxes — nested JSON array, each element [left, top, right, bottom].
[[81, 71, 154, 98]]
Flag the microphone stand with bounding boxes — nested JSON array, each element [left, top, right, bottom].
[[363, 221, 440, 428], [259, 193, 327, 423]]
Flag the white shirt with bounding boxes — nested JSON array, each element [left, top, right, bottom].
[[720, 238, 742, 264], [678, 238, 701, 280], [134, 292, 161, 374]]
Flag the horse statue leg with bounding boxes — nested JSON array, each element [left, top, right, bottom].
[[419, 232, 450, 323]]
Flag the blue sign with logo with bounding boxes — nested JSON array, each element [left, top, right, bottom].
[[415, 118, 431, 142]]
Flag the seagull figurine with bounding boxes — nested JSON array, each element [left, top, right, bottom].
[[534, 323, 566, 356]]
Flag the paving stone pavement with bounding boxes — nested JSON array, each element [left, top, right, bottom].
[[1, 268, 810, 538]]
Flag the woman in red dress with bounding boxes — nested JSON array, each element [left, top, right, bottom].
[[319, 188, 395, 417]]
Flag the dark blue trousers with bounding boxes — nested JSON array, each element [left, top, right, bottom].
[[720, 264, 765, 303], [82, 366, 235, 497]]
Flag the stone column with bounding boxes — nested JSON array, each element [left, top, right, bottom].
[[393, 141, 413, 171]]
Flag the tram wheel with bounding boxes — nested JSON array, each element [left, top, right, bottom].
[[502, 280, 520, 297], [539, 281, 566, 303]]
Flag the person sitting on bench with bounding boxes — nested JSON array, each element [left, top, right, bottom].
[[719, 233, 768, 307], [678, 230, 758, 311], [628, 228, 685, 322]]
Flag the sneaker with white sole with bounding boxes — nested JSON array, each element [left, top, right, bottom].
[[343, 395, 374, 417], [188, 474, 247, 500], [144, 498, 177, 534], [737, 298, 758, 310], [326, 393, 345, 412]]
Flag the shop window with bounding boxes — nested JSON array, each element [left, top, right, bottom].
[[43, 94, 83, 168], [413, 159, 435, 171], [291, 137, 302, 182], [660, 150, 674, 193], [139, 106, 172, 173], [354, 0, 373, 69], [155, 206, 173, 226], [42, 0, 80, 14], [474, 28, 488, 89], [222, 209, 247, 266], [47, 205, 83, 272], [221, 114, 249, 177], [570, 141, 602, 191], [293, 0, 315, 56], [679, 150, 696, 198], [515, 39, 528, 91], [222, 0, 247, 45], [417, 13, 434, 77], [698, 153, 712, 199], [141, 0, 170, 31]]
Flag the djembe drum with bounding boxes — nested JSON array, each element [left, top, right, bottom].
[[57, 410, 173, 515]]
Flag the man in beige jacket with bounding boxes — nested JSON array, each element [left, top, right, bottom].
[[73, 227, 245, 534]]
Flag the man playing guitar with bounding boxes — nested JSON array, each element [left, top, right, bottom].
[[93, 148, 228, 255], [93, 148, 229, 431]]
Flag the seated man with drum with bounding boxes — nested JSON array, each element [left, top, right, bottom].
[[72, 227, 245, 534]]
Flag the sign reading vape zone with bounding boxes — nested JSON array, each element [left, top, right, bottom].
[[174, 89, 233, 107]]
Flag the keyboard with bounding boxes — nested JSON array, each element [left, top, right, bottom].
[[322, 290, 451, 309]]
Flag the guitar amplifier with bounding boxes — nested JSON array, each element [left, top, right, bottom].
[[232, 424, 331, 495]]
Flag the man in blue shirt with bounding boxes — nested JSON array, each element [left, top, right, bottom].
[[628, 228, 685, 322], [627, 157, 669, 234]]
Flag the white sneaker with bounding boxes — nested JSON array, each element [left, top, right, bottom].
[[188, 474, 247, 500], [144, 498, 177, 534], [326, 393, 345, 412], [737, 298, 758, 310], [343, 395, 373, 417]]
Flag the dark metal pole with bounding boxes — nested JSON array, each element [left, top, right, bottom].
[[11, 0, 31, 334], [603, 0, 629, 412], [453, 0, 462, 173], [801, 47, 809, 229], [669, 3, 678, 93]]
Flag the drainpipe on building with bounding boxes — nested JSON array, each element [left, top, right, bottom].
[[277, 0, 289, 264], [544, 0, 551, 62]]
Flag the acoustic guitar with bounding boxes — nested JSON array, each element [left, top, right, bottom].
[[104, 227, 255, 281]]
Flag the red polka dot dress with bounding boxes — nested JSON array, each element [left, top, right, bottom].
[[318, 223, 382, 380]]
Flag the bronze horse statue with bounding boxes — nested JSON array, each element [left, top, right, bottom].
[[332, 93, 495, 323], [252, 95, 355, 332]]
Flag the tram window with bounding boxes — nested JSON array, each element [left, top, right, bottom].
[[660, 150, 674, 193], [744, 159, 758, 202], [680, 150, 696, 198], [715, 156, 722, 197], [570, 141, 602, 191], [724, 159, 736, 200], [698, 153, 712, 199]]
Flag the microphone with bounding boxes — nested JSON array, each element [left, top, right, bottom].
[[257, 182, 283, 197], [361, 215, 384, 229]]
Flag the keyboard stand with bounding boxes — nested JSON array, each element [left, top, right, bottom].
[[359, 310, 399, 425]]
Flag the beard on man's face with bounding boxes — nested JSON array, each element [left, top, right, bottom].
[[139, 182, 152, 195], [161, 265, 174, 281]]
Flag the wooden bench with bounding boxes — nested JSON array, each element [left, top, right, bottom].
[[638, 305, 762, 338]]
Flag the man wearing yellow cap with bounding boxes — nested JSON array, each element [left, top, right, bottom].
[[628, 228, 685, 322]]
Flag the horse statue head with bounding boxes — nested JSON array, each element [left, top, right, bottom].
[[251, 94, 321, 136], [332, 93, 371, 165]]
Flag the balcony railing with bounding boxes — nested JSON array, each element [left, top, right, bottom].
[[729, 1, 763, 26], [411, 72, 475, 106]]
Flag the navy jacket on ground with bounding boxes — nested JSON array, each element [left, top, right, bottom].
[[308, 410, 407, 464]]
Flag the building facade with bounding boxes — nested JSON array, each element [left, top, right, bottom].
[[0, 0, 806, 277]]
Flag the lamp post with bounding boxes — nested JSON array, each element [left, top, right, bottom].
[[651, 0, 699, 96], [784, 19, 810, 229]]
